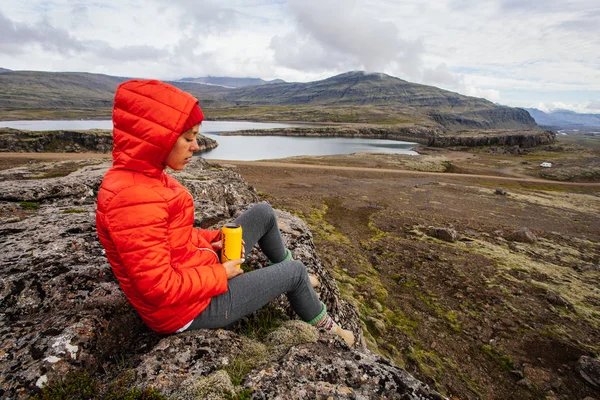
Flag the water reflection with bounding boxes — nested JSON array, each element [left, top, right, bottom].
[[200, 135, 417, 161]]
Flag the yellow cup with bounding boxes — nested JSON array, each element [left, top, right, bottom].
[[221, 223, 243, 265]]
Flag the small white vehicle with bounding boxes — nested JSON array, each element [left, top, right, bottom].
[[540, 162, 552, 168]]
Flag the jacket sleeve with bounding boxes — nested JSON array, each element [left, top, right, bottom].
[[196, 228, 222, 244], [106, 186, 228, 307]]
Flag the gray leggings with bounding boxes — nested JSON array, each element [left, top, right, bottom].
[[188, 203, 323, 330]]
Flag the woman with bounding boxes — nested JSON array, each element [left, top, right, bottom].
[[96, 79, 354, 346]]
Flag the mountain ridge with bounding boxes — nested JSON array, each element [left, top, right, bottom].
[[226, 71, 493, 107], [0, 69, 536, 131]]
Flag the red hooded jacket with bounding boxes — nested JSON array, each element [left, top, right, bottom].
[[96, 80, 228, 334]]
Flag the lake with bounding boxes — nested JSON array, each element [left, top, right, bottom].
[[0, 120, 418, 160]]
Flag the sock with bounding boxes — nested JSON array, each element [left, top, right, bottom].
[[308, 302, 355, 347], [313, 313, 335, 331], [308, 302, 333, 331]]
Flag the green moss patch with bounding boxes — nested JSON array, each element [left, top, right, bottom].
[[61, 208, 87, 214], [223, 321, 318, 386], [33, 370, 167, 400], [20, 201, 40, 210], [481, 344, 514, 371], [234, 304, 289, 341]]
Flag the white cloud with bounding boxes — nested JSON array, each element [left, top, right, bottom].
[[274, 0, 425, 78], [422, 64, 461, 88], [464, 86, 501, 103], [586, 101, 600, 113], [0, 9, 84, 55], [0, 0, 597, 112], [535, 101, 600, 114], [270, 32, 350, 72]]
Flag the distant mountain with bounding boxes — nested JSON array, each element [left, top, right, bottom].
[[224, 71, 536, 130], [0, 68, 11, 73], [0, 71, 126, 109], [179, 76, 285, 88], [525, 108, 600, 128], [0, 69, 537, 131], [227, 71, 491, 107], [0, 70, 232, 110]]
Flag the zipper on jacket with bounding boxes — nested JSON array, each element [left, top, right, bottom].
[[196, 246, 220, 263]]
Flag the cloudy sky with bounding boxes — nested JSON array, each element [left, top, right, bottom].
[[1, 0, 598, 113]]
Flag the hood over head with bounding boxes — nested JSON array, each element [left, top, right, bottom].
[[111, 79, 204, 176]]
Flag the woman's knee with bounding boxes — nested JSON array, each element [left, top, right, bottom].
[[251, 202, 277, 228], [288, 260, 308, 280], [252, 202, 275, 218]]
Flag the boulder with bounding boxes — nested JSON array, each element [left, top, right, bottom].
[[508, 227, 538, 243], [427, 227, 460, 242], [545, 292, 574, 310], [0, 157, 441, 399], [577, 356, 600, 388]]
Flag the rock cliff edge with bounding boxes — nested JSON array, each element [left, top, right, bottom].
[[0, 158, 442, 399]]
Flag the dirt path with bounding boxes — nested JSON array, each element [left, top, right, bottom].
[[2, 151, 598, 189]]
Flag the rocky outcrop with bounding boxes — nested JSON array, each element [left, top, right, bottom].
[[427, 129, 556, 148], [221, 125, 442, 145], [0, 159, 442, 399], [0, 128, 218, 153], [428, 107, 537, 131], [221, 126, 557, 150]]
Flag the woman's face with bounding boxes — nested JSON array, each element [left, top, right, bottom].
[[164, 124, 201, 170]]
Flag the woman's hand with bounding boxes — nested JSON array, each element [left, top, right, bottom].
[[211, 240, 222, 253], [223, 259, 245, 279], [211, 240, 246, 259]]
